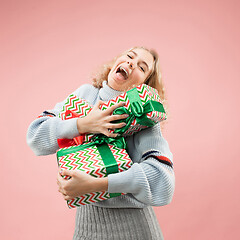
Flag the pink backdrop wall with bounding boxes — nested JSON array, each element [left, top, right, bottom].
[[1, 0, 239, 239]]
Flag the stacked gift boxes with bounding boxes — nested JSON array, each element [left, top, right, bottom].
[[57, 84, 167, 208]]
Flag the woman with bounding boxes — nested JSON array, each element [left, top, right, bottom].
[[27, 46, 175, 239]]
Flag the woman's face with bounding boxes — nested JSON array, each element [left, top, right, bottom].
[[107, 48, 154, 91]]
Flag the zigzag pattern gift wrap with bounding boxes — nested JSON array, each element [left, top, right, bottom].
[[57, 139, 133, 208], [59, 94, 92, 121], [58, 84, 167, 147], [99, 84, 167, 136], [58, 94, 94, 147]]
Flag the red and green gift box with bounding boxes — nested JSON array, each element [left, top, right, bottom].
[[57, 137, 132, 208], [99, 84, 167, 136], [58, 84, 167, 146], [58, 95, 94, 147]]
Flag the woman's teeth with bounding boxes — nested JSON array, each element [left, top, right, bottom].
[[116, 66, 128, 79]]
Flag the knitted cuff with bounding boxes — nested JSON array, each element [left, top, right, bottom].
[[56, 118, 79, 139], [142, 150, 173, 168]]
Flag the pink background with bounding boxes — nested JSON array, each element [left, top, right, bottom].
[[1, 0, 240, 239]]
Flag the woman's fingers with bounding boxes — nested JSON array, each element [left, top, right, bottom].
[[58, 184, 67, 195], [106, 122, 126, 130], [108, 113, 129, 122], [58, 182, 72, 200], [101, 129, 118, 138], [57, 170, 74, 199], [57, 170, 69, 196], [64, 195, 73, 200], [60, 169, 74, 178], [94, 100, 105, 109], [95, 101, 126, 115], [83, 101, 128, 136], [103, 102, 126, 115]]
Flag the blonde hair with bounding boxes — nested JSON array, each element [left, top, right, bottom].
[[92, 46, 166, 103]]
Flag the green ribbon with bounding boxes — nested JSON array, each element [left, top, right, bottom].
[[96, 143, 121, 198], [57, 140, 123, 176], [112, 87, 166, 134], [91, 134, 127, 150]]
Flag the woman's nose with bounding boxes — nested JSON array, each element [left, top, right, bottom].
[[127, 61, 133, 68]]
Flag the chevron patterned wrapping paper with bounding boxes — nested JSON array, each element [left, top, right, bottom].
[[58, 84, 167, 146], [57, 142, 133, 208], [58, 94, 94, 146], [99, 84, 167, 136], [59, 94, 92, 120]]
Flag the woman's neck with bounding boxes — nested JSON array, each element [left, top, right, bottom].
[[99, 81, 123, 101]]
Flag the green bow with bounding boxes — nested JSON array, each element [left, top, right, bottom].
[[91, 134, 127, 150], [112, 100, 165, 134], [111, 87, 166, 134]]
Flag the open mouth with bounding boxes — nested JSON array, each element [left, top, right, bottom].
[[116, 66, 129, 80]]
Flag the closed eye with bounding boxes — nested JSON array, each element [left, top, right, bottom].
[[140, 66, 145, 72], [127, 54, 133, 59]]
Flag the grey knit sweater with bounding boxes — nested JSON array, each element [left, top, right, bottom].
[[27, 81, 175, 208]]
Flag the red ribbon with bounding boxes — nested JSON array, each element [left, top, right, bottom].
[[57, 109, 88, 148]]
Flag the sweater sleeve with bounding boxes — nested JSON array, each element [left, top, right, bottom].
[[26, 84, 95, 156], [107, 123, 175, 206]]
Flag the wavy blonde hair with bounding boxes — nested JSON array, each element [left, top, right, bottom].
[[92, 46, 166, 103]]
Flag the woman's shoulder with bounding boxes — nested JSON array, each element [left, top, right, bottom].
[[54, 83, 99, 110], [72, 83, 99, 98], [73, 83, 99, 96]]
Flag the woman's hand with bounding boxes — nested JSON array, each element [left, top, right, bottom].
[[77, 101, 128, 137], [57, 169, 108, 200]]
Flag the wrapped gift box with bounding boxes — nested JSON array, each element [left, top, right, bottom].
[[59, 94, 92, 121], [58, 84, 166, 146], [58, 94, 94, 147], [57, 140, 132, 208], [99, 84, 167, 136]]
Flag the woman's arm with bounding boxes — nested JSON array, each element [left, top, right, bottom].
[[56, 123, 175, 206], [76, 100, 128, 138], [26, 108, 79, 156], [57, 169, 109, 200], [27, 85, 128, 156], [27, 84, 95, 155], [107, 123, 175, 206]]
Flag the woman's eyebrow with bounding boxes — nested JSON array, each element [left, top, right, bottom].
[[130, 50, 149, 70]]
